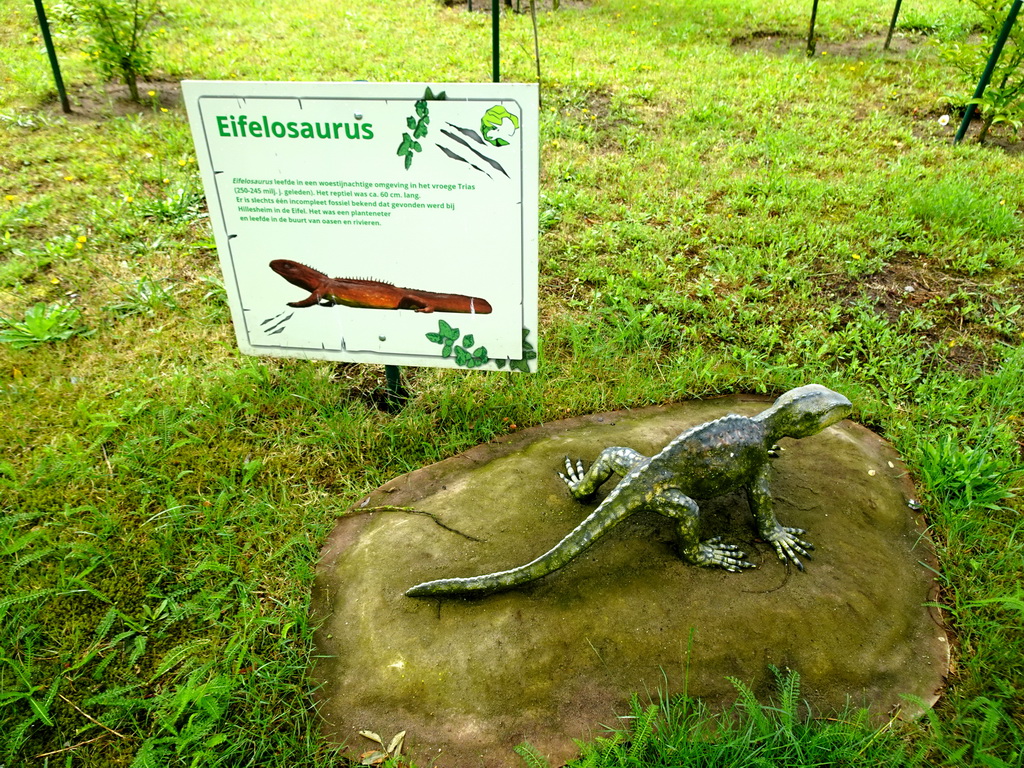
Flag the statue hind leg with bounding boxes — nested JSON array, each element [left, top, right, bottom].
[[558, 447, 648, 500], [651, 488, 755, 572]]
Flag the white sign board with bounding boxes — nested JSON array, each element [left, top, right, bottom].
[[183, 81, 538, 371]]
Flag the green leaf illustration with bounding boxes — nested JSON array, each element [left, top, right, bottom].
[[494, 358, 507, 369], [404, 153, 413, 170], [454, 346, 473, 366], [441, 342, 453, 358], [407, 116, 417, 130], [509, 358, 531, 373], [473, 347, 488, 362], [522, 328, 534, 350], [462, 334, 474, 348], [437, 319, 460, 341], [426, 332, 444, 344]]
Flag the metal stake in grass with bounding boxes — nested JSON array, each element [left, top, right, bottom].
[[492, 0, 501, 82], [883, 0, 904, 51], [384, 364, 409, 411], [32, 0, 71, 113], [806, 0, 819, 56], [954, 0, 1023, 144]]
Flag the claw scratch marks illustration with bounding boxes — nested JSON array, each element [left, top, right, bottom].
[[440, 128, 509, 178], [261, 311, 293, 335], [435, 144, 492, 178]]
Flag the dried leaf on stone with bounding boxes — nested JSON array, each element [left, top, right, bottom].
[[388, 730, 407, 755]]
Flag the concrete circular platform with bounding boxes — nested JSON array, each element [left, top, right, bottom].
[[311, 395, 949, 767]]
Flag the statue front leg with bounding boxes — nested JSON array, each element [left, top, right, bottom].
[[747, 466, 814, 570], [558, 447, 648, 500], [653, 489, 754, 572]]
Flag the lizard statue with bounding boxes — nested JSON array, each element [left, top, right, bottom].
[[406, 384, 852, 598], [269, 259, 492, 314]]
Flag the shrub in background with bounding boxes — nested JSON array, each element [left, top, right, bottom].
[[938, 0, 1024, 141], [77, 0, 159, 102]]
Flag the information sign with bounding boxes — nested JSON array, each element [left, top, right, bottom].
[[183, 81, 538, 371]]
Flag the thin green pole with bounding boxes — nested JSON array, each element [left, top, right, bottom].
[[384, 364, 406, 410], [806, 0, 819, 56], [884, 0, 903, 50], [385, 366, 401, 397], [492, 0, 500, 82], [32, 0, 72, 113], [955, 0, 1022, 144]]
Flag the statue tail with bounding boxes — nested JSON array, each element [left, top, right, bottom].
[[405, 493, 636, 598]]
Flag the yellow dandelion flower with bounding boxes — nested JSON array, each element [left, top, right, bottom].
[[51, 277, 60, 284], [161, 108, 168, 113], [75, 242, 83, 250], [124, 195, 134, 203], [178, 159, 187, 166], [64, 175, 74, 181], [851, 254, 861, 260], [4, 195, 15, 202], [77, 235, 87, 243], [147, 90, 156, 97], [163, 178, 170, 184]]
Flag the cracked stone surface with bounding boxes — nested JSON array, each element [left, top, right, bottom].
[[312, 396, 949, 768]]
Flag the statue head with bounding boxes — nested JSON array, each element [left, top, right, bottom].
[[755, 384, 853, 440]]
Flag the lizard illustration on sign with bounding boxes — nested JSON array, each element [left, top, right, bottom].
[[406, 385, 853, 597], [269, 259, 492, 314]]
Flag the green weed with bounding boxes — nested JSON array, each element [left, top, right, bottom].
[[919, 434, 1017, 512], [517, 669, 925, 768], [103, 276, 181, 317], [0, 302, 90, 348], [135, 185, 206, 223]]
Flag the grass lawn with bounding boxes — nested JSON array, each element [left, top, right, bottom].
[[1, 0, 1022, 765]]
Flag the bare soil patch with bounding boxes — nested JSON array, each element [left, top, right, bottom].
[[45, 79, 182, 122], [828, 261, 1022, 374], [440, 0, 590, 11], [731, 30, 929, 57]]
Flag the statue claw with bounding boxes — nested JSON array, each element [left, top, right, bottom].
[[766, 526, 814, 570], [558, 456, 586, 492], [696, 536, 755, 572]]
